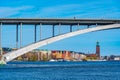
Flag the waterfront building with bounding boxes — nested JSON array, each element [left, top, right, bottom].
[[39, 50, 50, 61], [47, 50, 52, 60], [39, 51, 45, 61], [85, 42, 101, 60], [70, 51, 75, 60], [64, 51, 71, 60], [19, 51, 38, 61], [79, 54, 86, 60], [55, 51, 63, 61], [74, 52, 79, 60], [1, 44, 103, 62], [114, 57, 120, 60], [109, 55, 120, 61], [51, 50, 55, 59], [102, 56, 109, 61], [85, 53, 97, 60], [62, 51, 66, 59]]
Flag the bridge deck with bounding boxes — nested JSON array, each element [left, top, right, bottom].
[[0, 18, 120, 25]]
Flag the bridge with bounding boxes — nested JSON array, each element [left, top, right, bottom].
[[0, 18, 120, 63]]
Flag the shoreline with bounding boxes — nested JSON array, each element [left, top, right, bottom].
[[0, 60, 6, 65]]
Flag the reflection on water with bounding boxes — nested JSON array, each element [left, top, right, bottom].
[[0, 61, 120, 80]]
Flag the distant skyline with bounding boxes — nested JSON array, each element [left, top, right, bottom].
[[0, 0, 120, 56]]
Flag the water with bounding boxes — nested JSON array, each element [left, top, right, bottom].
[[0, 61, 120, 80]]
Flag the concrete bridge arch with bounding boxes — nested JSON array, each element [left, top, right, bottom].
[[2, 23, 120, 62]]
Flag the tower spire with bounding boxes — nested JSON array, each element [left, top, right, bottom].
[[96, 41, 99, 46]]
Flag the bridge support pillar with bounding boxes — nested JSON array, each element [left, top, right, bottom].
[[96, 23, 98, 26], [53, 25, 55, 37], [70, 25, 72, 32], [59, 23, 61, 34], [35, 25, 37, 43], [40, 23, 42, 40], [20, 23, 22, 48], [87, 25, 90, 28], [77, 23, 80, 30], [0, 23, 2, 55], [16, 24, 19, 49]]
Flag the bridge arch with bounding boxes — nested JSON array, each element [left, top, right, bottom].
[[3, 24, 120, 62]]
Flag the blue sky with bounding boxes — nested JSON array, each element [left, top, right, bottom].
[[0, 0, 120, 56]]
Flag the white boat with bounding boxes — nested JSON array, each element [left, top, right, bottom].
[[49, 59, 57, 62]]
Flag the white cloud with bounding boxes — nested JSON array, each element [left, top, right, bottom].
[[0, 6, 33, 17], [0, 1, 119, 19], [33, 2, 120, 19], [35, 4, 83, 17], [41, 4, 80, 12]]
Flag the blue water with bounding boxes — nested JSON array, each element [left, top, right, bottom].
[[0, 61, 120, 80]]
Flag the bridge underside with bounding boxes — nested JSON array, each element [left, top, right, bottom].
[[2, 24, 120, 62], [0, 18, 120, 25]]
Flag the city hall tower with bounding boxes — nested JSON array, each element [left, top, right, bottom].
[[96, 41, 100, 59]]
